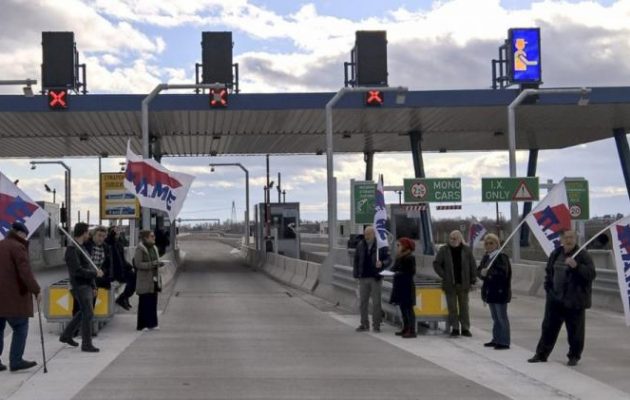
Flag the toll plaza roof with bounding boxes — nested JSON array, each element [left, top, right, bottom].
[[0, 86, 629, 158]]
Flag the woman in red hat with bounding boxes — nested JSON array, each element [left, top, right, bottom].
[[390, 237, 417, 338]]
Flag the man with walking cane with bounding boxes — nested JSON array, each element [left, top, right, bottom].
[[0, 222, 41, 372], [59, 222, 104, 353]]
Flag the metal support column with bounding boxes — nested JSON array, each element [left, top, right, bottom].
[[520, 149, 538, 246], [364, 152, 374, 181], [614, 128, 630, 202], [409, 131, 434, 255]]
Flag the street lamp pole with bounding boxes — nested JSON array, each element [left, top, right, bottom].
[[507, 87, 590, 261], [31, 161, 71, 231], [209, 163, 250, 245], [325, 86, 408, 252]]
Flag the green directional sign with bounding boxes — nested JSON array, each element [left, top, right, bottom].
[[404, 178, 461, 203], [481, 177, 539, 202], [565, 179, 589, 220], [353, 181, 376, 224]]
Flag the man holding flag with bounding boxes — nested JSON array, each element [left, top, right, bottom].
[[352, 175, 390, 333], [528, 230, 595, 366]]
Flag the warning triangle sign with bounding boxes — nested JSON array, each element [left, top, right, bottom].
[[513, 181, 534, 201]]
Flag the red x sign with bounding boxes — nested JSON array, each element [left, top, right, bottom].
[[365, 90, 383, 106], [48, 89, 68, 109], [209, 88, 228, 108]]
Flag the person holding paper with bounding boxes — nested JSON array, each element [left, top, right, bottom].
[[477, 233, 512, 350], [528, 230, 596, 366], [135, 230, 165, 331], [389, 238, 417, 338]]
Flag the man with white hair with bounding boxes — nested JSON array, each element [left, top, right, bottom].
[[433, 230, 477, 337], [353, 226, 390, 332]]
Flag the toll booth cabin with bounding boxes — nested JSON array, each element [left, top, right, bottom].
[[29, 201, 64, 269], [387, 204, 434, 255], [256, 202, 300, 258]]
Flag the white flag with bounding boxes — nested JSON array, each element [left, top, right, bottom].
[[0, 172, 48, 240], [524, 179, 572, 256], [373, 174, 388, 251], [123, 141, 195, 222], [468, 219, 487, 249], [609, 216, 630, 327]]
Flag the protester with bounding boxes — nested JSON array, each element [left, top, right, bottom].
[[433, 230, 477, 337], [477, 233, 512, 350], [135, 230, 164, 331], [107, 226, 135, 310], [352, 226, 390, 332], [0, 222, 41, 372], [84, 226, 113, 291], [59, 222, 103, 353], [528, 230, 596, 366], [390, 238, 417, 338]]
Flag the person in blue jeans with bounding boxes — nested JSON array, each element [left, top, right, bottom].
[[477, 233, 512, 350], [0, 222, 41, 372]]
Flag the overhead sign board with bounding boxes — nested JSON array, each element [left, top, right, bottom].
[[404, 178, 461, 203], [482, 177, 539, 202], [352, 181, 376, 224], [508, 27, 542, 84], [565, 178, 589, 220], [100, 173, 140, 219]]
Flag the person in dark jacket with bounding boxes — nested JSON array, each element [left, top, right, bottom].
[[107, 226, 135, 310], [59, 222, 103, 353], [528, 230, 596, 366], [353, 227, 390, 332], [477, 233, 512, 350], [390, 237, 417, 338], [0, 222, 41, 372], [84, 226, 113, 290], [433, 230, 477, 337]]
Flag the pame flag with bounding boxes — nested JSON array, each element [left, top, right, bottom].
[[373, 174, 388, 252], [468, 220, 487, 249], [0, 172, 48, 240], [610, 216, 630, 326], [525, 179, 571, 256], [124, 141, 194, 221]]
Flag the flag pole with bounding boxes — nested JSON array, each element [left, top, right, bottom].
[[573, 217, 626, 256], [486, 217, 529, 269], [57, 224, 101, 272]]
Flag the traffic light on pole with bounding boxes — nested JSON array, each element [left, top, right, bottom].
[[365, 90, 383, 106], [48, 89, 68, 110], [209, 88, 228, 108]]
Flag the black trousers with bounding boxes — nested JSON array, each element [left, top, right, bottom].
[[118, 270, 137, 302], [535, 298, 586, 360], [137, 293, 158, 330], [399, 305, 416, 333], [62, 286, 94, 347]]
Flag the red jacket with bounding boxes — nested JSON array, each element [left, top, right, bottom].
[[0, 231, 41, 318]]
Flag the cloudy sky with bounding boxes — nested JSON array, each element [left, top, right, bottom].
[[0, 0, 628, 226]]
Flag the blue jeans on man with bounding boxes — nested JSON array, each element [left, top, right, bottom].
[[488, 303, 510, 346], [0, 317, 29, 369]]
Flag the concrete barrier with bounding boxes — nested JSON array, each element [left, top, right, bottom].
[[281, 257, 297, 283], [302, 262, 320, 291], [290, 261, 308, 287]]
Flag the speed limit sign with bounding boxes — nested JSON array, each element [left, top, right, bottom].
[[411, 182, 427, 199], [569, 204, 582, 218]]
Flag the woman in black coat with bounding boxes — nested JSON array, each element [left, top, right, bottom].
[[390, 237, 417, 338], [477, 233, 512, 350]]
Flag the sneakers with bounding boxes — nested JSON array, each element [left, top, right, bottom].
[[355, 325, 369, 332], [483, 341, 496, 347], [9, 360, 37, 372], [527, 354, 547, 363], [567, 358, 579, 366], [372, 326, 380, 333], [449, 329, 460, 337], [59, 336, 79, 347], [0, 360, 6, 372], [461, 330, 472, 337], [402, 331, 417, 339], [81, 345, 100, 353], [494, 344, 510, 350], [116, 297, 131, 311], [395, 330, 405, 336]]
